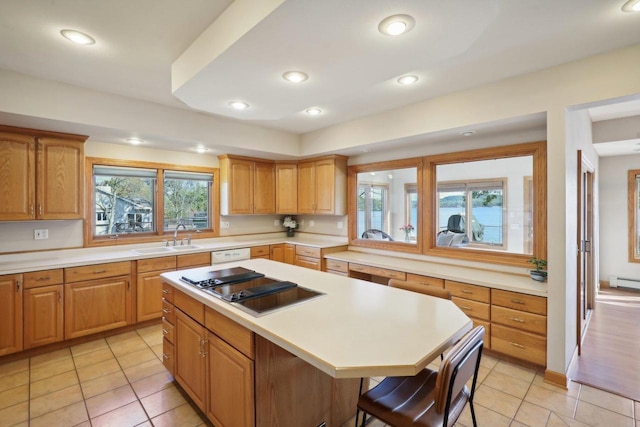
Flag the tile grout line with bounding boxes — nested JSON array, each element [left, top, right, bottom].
[[67, 345, 92, 427]]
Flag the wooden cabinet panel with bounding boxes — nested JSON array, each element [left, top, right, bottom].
[[225, 158, 253, 214], [24, 284, 64, 349], [491, 306, 546, 335], [0, 274, 23, 356], [297, 156, 347, 215], [295, 255, 321, 271], [445, 280, 491, 303], [491, 324, 546, 365], [348, 263, 406, 280], [177, 252, 211, 269], [0, 132, 35, 220], [253, 161, 275, 214], [36, 137, 84, 219], [205, 307, 254, 360], [492, 289, 547, 315], [162, 338, 175, 375], [175, 309, 207, 410], [137, 269, 173, 322], [325, 259, 348, 274], [65, 276, 131, 339], [297, 160, 315, 214], [270, 244, 284, 262], [174, 288, 204, 324], [406, 273, 444, 288], [65, 261, 131, 283], [314, 158, 337, 215], [24, 269, 64, 289], [162, 298, 175, 325], [284, 244, 296, 265], [251, 245, 270, 258], [295, 245, 321, 258], [162, 282, 174, 304], [207, 333, 255, 427], [162, 318, 175, 343], [137, 256, 176, 273], [451, 297, 490, 321], [276, 162, 297, 214]]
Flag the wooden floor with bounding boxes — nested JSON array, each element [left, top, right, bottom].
[[570, 287, 640, 401]]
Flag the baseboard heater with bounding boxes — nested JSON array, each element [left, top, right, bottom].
[[609, 276, 640, 290]]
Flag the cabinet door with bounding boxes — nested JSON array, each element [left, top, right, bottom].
[[297, 160, 316, 214], [228, 158, 253, 214], [137, 269, 173, 322], [0, 132, 35, 220], [276, 163, 298, 213], [207, 333, 255, 427], [0, 274, 23, 356], [253, 161, 275, 214], [284, 244, 296, 265], [270, 244, 284, 262], [314, 158, 336, 214], [175, 309, 207, 410], [24, 284, 64, 349], [65, 276, 131, 339], [36, 137, 84, 219]]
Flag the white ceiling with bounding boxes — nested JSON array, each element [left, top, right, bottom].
[[0, 0, 639, 154]]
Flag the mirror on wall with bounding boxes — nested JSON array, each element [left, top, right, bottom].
[[349, 159, 422, 253], [425, 141, 546, 266]]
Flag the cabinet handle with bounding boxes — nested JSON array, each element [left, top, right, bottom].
[[16, 280, 21, 292], [162, 308, 171, 314], [162, 353, 170, 360], [127, 281, 130, 290], [39, 204, 42, 215], [461, 305, 472, 311], [510, 299, 525, 305], [461, 289, 472, 294], [509, 317, 525, 323], [162, 289, 170, 294], [162, 329, 169, 336], [58, 290, 62, 303], [36, 276, 51, 281], [510, 342, 525, 349], [93, 269, 106, 274], [200, 339, 208, 358], [30, 204, 34, 215]]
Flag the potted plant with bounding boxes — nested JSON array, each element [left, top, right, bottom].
[[282, 216, 298, 237], [528, 256, 548, 282]]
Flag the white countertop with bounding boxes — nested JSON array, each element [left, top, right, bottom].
[[0, 234, 347, 275], [326, 251, 548, 297], [161, 258, 473, 379]]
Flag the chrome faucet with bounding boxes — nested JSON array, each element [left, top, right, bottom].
[[173, 222, 187, 246]]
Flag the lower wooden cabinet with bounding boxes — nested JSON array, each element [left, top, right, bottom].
[[174, 309, 207, 410], [65, 275, 132, 339], [284, 244, 296, 265], [269, 244, 284, 262], [207, 333, 255, 427], [0, 274, 23, 356], [24, 284, 63, 349]]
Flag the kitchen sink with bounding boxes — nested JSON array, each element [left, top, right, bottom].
[[170, 245, 202, 251], [131, 247, 175, 255]]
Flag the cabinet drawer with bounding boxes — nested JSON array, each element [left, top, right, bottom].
[[174, 289, 204, 324], [162, 299, 175, 325], [348, 263, 406, 280], [24, 269, 64, 288], [445, 280, 490, 303], [177, 252, 211, 269], [295, 245, 321, 258], [162, 318, 175, 343], [325, 259, 348, 273], [451, 297, 490, 321], [491, 289, 547, 316], [295, 255, 321, 271], [472, 319, 491, 349], [327, 270, 349, 277], [137, 256, 176, 273], [162, 282, 174, 303], [406, 273, 444, 288], [491, 324, 546, 366], [162, 338, 175, 375], [65, 261, 131, 283], [205, 307, 255, 360], [251, 245, 270, 258], [491, 306, 546, 335]]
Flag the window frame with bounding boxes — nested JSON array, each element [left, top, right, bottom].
[[627, 169, 640, 262], [85, 157, 220, 247], [424, 141, 546, 267], [357, 181, 390, 234], [348, 157, 423, 254]]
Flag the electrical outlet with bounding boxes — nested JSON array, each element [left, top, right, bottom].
[[309, 220, 315, 227], [34, 229, 49, 240], [337, 221, 343, 229], [220, 221, 230, 229], [274, 219, 280, 226]]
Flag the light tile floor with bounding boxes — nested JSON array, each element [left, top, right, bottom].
[[1, 324, 638, 427]]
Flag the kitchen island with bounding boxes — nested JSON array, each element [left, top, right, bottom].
[[161, 258, 472, 427]]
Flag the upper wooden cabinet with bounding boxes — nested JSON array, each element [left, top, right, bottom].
[[0, 126, 86, 221], [275, 162, 298, 214], [298, 155, 347, 215], [219, 155, 275, 215]]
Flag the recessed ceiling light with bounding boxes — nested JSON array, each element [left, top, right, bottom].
[[378, 14, 415, 36], [282, 71, 309, 83], [622, 0, 640, 12], [228, 101, 249, 110], [60, 29, 96, 45], [460, 131, 476, 137], [195, 146, 209, 153], [397, 75, 419, 85], [306, 108, 322, 116], [125, 138, 143, 145]]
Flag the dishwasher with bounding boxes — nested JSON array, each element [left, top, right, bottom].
[[211, 247, 251, 265]]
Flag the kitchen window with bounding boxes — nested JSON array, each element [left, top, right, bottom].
[[86, 158, 219, 246], [357, 183, 389, 237]]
